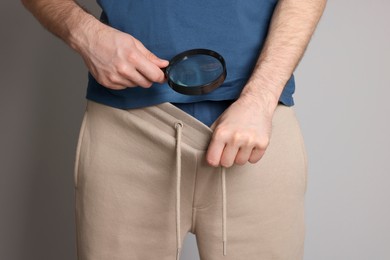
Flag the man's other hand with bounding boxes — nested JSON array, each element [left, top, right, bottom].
[[206, 94, 274, 168]]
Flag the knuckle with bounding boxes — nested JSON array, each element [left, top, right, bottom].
[[214, 127, 230, 141], [116, 63, 128, 75], [106, 73, 117, 83], [148, 71, 159, 83], [232, 132, 243, 145], [101, 75, 124, 90], [145, 51, 154, 61], [99, 77, 110, 88], [96, 73, 123, 90], [232, 132, 253, 146], [153, 71, 165, 82], [127, 51, 138, 63], [254, 137, 269, 150], [246, 136, 256, 146]]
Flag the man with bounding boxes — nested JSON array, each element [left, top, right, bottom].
[[22, 0, 326, 259]]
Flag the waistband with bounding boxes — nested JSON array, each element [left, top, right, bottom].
[[140, 102, 215, 151]]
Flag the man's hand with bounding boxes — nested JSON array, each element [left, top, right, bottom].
[[75, 22, 169, 90], [206, 94, 275, 168], [21, 0, 169, 90]]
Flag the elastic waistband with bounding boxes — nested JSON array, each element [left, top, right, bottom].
[[86, 100, 213, 151], [130, 101, 214, 151]]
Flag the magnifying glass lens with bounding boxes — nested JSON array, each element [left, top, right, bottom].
[[165, 49, 227, 95], [168, 54, 224, 87]]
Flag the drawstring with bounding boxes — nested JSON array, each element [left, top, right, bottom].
[[174, 122, 183, 260], [221, 166, 227, 256], [174, 121, 227, 259]]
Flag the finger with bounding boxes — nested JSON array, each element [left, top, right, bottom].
[[134, 38, 169, 68], [234, 146, 254, 165], [101, 81, 129, 90], [104, 72, 139, 88], [220, 143, 240, 168], [133, 54, 166, 84], [206, 138, 226, 167], [120, 79, 138, 88], [110, 78, 138, 88], [248, 147, 265, 164], [117, 65, 154, 88], [95, 74, 132, 90], [129, 69, 154, 88]]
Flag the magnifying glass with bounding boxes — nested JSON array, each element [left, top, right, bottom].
[[164, 49, 227, 95]]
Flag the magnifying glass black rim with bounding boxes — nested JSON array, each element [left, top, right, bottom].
[[165, 48, 227, 95]]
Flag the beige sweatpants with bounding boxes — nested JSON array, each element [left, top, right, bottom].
[[74, 100, 307, 260]]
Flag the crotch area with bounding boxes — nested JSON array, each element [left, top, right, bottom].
[[174, 121, 227, 259]]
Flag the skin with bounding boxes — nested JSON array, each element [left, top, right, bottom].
[[21, 0, 326, 168]]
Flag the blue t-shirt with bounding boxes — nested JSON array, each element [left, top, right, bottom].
[[87, 0, 295, 109]]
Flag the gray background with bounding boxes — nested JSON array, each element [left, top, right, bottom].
[[1, 0, 389, 259]]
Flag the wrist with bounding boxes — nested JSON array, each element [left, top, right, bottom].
[[66, 9, 101, 53], [239, 81, 280, 115]]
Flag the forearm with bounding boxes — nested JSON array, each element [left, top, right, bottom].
[[21, 0, 100, 52], [240, 0, 327, 112]]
